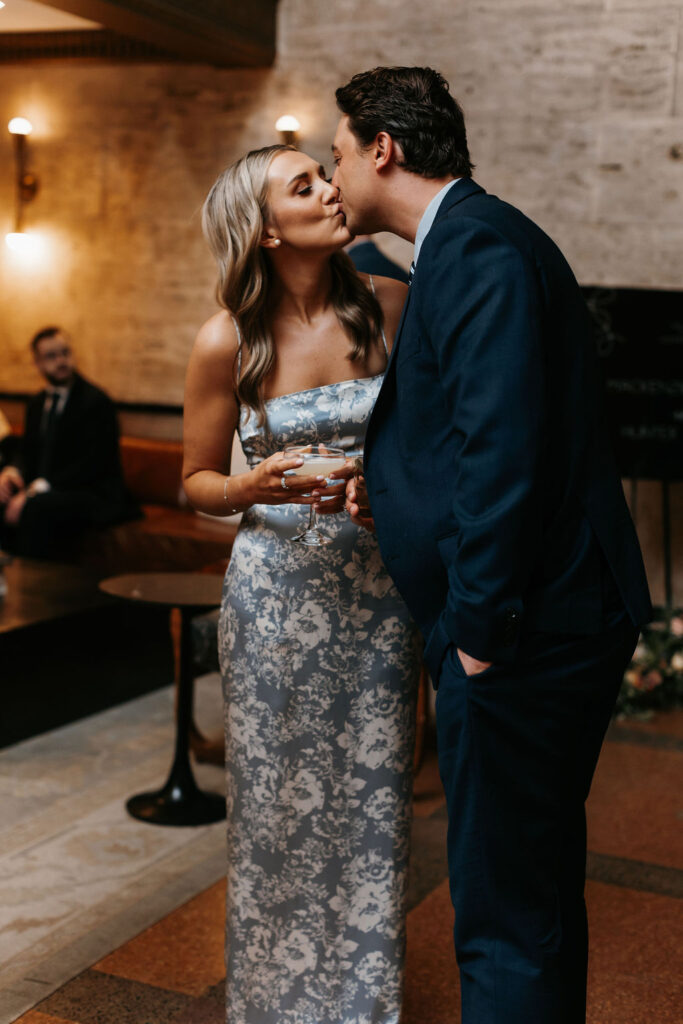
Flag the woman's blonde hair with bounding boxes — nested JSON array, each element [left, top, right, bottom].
[[202, 144, 384, 423]]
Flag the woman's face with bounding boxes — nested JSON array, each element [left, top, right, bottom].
[[263, 150, 352, 253]]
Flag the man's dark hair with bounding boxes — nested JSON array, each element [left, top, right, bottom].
[[336, 66, 473, 179], [31, 326, 64, 354]]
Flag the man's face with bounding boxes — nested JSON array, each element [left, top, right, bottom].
[[34, 333, 75, 387], [331, 116, 384, 236]]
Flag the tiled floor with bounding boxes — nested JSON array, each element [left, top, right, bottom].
[[7, 707, 683, 1024], [0, 675, 227, 1023]]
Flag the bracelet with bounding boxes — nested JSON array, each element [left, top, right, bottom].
[[223, 476, 240, 515]]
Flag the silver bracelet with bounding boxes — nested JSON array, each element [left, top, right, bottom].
[[223, 476, 240, 515]]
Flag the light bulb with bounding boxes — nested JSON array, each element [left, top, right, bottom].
[[8, 117, 33, 136], [275, 115, 301, 134], [5, 232, 39, 254], [0, 3, 6, 10]]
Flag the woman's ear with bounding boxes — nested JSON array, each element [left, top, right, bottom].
[[261, 233, 282, 249]]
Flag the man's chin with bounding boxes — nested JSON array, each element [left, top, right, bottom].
[[342, 214, 359, 236], [47, 372, 74, 387]]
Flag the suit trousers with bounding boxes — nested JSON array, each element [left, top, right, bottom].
[[435, 613, 638, 1024], [0, 489, 108, 560]]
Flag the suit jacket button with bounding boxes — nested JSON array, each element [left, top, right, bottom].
[[502, 608, 519, 646]]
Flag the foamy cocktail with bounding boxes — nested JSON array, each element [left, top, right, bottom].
[[284, 444, 346, 546]]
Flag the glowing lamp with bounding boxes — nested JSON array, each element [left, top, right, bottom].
[[5, 232, 38, 254], [275, 115, 301, 146], [8, 117, 33, 136]]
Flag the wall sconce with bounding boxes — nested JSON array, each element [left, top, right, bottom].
[[275, 115, 301, 147], [6, 117, 39, 251]]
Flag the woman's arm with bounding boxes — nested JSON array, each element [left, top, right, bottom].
[[182, 312, 324, 515]]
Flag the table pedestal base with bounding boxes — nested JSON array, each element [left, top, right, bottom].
[[126, 760, 225, 826], [97, 578, 227, 828]]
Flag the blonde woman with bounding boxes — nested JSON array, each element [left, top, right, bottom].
[[183, 145, 422, 1024]]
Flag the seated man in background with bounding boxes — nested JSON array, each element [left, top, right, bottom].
[[0, 326, 132, 560], [345, 233, 409, 283], [0, 408, 13, 467]]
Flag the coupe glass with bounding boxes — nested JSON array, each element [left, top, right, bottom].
[[284, 443, 346, 546]]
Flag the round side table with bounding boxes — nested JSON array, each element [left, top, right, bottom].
[[99, 572, 225, 826]]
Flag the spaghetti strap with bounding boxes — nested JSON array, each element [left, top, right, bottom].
[[231, 314, 243, 377], [368, 275, 389, 359]]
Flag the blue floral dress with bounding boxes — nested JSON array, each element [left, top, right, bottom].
[[218, 339, 422, 1024]]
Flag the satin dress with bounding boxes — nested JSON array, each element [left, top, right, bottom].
[[218, 320, 422, 1024]]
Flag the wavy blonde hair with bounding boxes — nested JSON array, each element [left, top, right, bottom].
[[202, 144, 384, 423]]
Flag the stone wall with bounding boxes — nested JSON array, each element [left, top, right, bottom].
[[0, 0, 681, 600]]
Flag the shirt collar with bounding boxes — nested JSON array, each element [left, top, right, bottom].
[[414, 178, 461, 266]]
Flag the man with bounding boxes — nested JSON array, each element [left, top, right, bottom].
[[345, 233, 409, 283], [0, 326, 131, 559], [333, 68, 651, 1023]]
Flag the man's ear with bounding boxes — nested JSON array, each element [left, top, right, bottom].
[[373, 131, 401, 173]]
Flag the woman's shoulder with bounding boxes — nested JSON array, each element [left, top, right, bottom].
[[193, 309, 241, 360], [361, 272, 408, 313]]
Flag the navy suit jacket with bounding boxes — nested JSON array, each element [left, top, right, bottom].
[[364, 179, 651, 682]]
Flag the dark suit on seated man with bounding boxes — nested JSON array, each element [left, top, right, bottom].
[[0, 326, 131, 559], [334, 68, 651, 1024], [346, 234, 409, 283]]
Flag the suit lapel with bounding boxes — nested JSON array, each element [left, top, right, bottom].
[[384, 286, 412, 378], [366, 179, 486, 456], [382, 178, 484, 372], [365, 286, 411, 456], [432, 176, 485, 219]]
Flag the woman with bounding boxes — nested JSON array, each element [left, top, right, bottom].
[[183, 145, 422, 1024]]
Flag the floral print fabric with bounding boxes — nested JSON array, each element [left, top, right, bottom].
[[218, 375, 422, 1023]]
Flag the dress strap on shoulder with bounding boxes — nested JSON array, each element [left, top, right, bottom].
[[368, 274, 389, 359], [231, 314, 243, 377]]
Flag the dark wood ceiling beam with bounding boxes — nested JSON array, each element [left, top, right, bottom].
[[35, 1, 278, 66]]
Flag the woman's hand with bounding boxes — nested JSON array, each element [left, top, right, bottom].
[[248, 452, 327, 506]]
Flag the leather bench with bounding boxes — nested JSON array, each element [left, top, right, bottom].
[[79, 436, 237, 574]]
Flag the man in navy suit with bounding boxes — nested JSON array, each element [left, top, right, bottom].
[[333, 67, 651, 1023]]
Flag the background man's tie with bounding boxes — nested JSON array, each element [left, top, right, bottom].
[[38, 393, 60, 477]]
